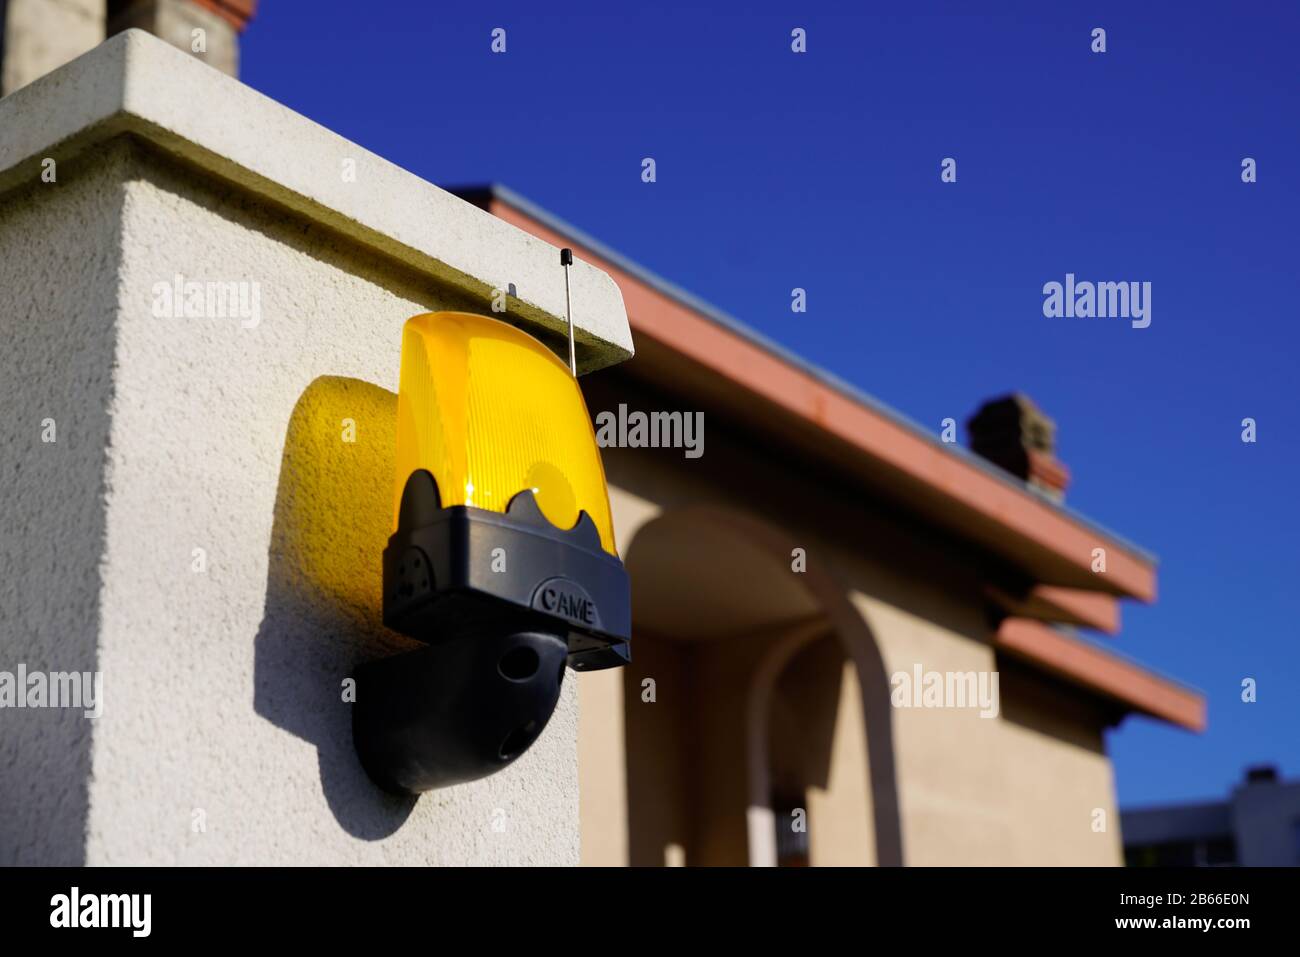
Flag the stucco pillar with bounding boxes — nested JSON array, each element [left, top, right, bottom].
[[0, 29, 632, 864]]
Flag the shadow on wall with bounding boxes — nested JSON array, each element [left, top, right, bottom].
[[252, 375, 418, 838]]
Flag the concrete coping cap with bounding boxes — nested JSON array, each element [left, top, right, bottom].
[[0, 29, 633, 373]]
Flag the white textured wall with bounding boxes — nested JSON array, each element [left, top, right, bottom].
[[0, 146, 124, 865], [0, 140, 581, 865]]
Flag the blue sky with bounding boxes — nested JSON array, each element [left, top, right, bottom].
[[242, 1, 1298, 807]]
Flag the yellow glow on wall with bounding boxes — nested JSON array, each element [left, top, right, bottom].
[[273, 375, 398, 625], [393, 312, 617, 555]]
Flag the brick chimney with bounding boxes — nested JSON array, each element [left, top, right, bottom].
[[966, 393, 1070, 502], [1, 0, 257, 97], [1244, 764, 1278, 785], [108, 0, 257, 78]]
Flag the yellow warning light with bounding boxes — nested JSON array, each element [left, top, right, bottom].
[[392, 311, 617, 555]]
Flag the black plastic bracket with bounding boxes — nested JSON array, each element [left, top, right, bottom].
[[353, 470, 631, 794]]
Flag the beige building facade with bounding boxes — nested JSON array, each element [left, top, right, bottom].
[[466, 187, 1206, 868]]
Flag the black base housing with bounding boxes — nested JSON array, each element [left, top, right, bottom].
[[353, 470, 631, 794], [353, 631, 569, 793]]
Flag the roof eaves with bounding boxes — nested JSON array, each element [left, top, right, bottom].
[[472, 182, 1158, 567]]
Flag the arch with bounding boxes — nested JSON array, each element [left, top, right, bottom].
[[618, 503, 904, 866]]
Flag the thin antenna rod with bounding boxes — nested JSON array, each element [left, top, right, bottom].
[[561, 247, 576, 376]]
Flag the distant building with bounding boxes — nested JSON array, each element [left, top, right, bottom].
[[1123, 766, 1300, 866]]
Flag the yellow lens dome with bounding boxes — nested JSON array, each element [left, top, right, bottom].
[[392, 312, 617, 556]]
